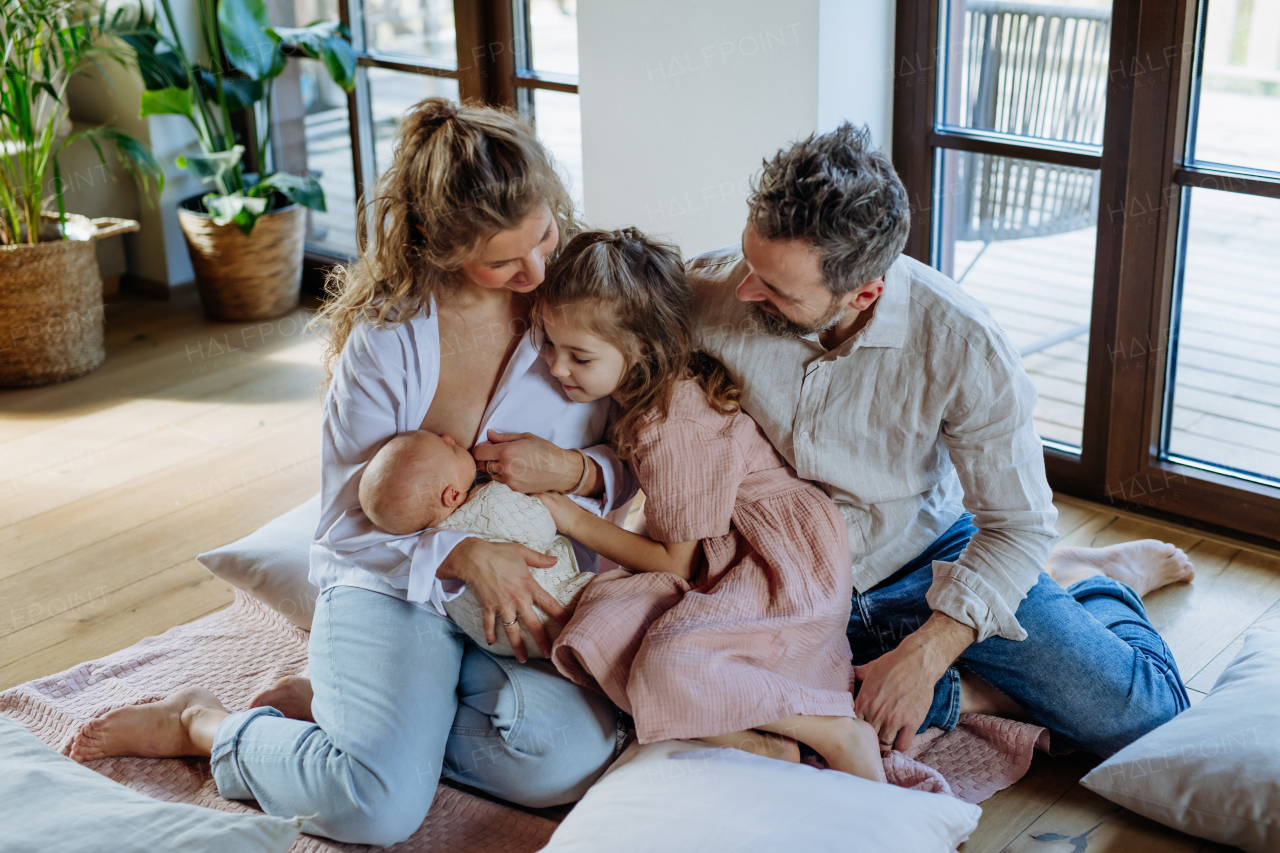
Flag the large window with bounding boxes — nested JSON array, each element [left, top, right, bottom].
[[270, 0, 582, 259], [894, 0, 1280, 540]]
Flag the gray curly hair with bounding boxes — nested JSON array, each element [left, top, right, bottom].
[[747, 123, 910, 296]]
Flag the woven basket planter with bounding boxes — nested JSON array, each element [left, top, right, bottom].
[[0, 214, 139, 387], [177, 195, 305, 322]]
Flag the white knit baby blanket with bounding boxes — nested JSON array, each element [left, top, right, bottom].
[[440, 481, 593, 658]]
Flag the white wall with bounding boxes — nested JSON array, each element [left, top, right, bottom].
[[578, 0, 895, 258]]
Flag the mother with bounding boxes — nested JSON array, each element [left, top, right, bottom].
[[69, 99, 632, 846]]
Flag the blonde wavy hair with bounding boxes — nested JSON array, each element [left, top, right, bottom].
[[535, 228, 740, 459], [311, 97, 580, 384]]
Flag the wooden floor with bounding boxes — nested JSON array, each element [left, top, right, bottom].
[[3, 287, 1280, 852]]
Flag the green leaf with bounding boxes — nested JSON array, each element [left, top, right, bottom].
[[33, 80, 61, 104], [203, 191, 267, 233], [140, 86, 192, 117], [177, 146, 244, 184], [271, 21, 355, 91], [195, 69, 264, 112], [61, 127, 166, 201], [120, 31, 188, 90], [319, 34, 356, 91], [218, 0, 283, 80], [255, 172, 325, 211], [270, 20, 337, 54]]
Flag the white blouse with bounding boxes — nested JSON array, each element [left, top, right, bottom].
[[309, 300, 636, 616]]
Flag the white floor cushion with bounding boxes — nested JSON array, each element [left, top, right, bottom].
[[198, 494, 321, 630], [542, 739, 981, 853], [1082, 630, 1280, 853], [0, 716, 300, 853]]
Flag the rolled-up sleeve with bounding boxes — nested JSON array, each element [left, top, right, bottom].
[[928, 342, 1058, 643]]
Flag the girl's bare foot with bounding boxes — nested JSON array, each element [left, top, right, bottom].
[[821, 717, 888, 783], [1045, 539, 1195, 597], [67, 687, 228, 763], [249, 675, 315, 722], [699, 729, 801, 763], [755, 714, 887, 783]]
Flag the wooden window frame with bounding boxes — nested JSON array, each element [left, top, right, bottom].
[[300, 0, 578, 268], [893, 0, 1280, 545]]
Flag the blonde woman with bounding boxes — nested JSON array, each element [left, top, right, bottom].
[[68, 99, 633, 847]]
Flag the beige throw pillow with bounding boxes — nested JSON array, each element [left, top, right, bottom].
[[1081, 630, 1280, 853]]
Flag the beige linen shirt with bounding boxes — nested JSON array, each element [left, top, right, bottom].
[[689, 246, 1058, 643]]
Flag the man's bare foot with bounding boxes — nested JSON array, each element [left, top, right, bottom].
[[699, 729, 801, 763], [820, 717, 887, 783], [250, 675, 315, 722], [958, 668, 1030, 721], [67, 687, 228, 763], [1045, 539, 1194, 597]]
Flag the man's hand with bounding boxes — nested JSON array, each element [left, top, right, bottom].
[[853, 612, 977, 753]]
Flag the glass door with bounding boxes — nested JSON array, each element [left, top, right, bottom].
[[931, 0, 1112, 451], [1161, 0, 1280, 487]]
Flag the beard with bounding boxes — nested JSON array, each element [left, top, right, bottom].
[[748, 298, 847, 339]]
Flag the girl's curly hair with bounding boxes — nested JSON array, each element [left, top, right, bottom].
[[311, 97, 581, 385], [536, 228, 739, 459]]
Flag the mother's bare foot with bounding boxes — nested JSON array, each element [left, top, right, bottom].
[[1046, 539, 1195, 597], [67, 687, 228, 763], [250, 675, 315, 722]]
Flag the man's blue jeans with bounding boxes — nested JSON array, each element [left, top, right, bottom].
[[847, 514, 1190, 757]]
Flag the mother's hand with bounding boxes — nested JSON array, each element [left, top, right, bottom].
[[473, 429, 587, 494], [437, 536, 569, 662]]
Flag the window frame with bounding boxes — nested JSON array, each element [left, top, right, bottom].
[[300, 0, 579, 265], [893, 0, 1280, 544]]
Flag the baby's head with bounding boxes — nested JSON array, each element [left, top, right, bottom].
[[536, 227, 737, 457], [360, 430, 476, 534]]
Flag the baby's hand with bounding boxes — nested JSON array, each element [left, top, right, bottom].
[[536, 491, 581, 536]]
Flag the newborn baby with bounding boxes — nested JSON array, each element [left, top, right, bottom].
[[359, 430, 593, 658]]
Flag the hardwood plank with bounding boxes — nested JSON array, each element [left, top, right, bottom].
[[0, 407, 322, 579], [1052, 497, 1102, 539], [1186, 687, 1206, 706], [1186, 598, 1280, 692], [0, 295, 316, 443], [0, 438, 320, 642], [1142, 542, 1280, 679], [1000, 784, 1206, 853], [0, 559, 234, 691], [0, 370, 321, 529], [959, 752, 1099, 853], [0, 333, 322, 464]]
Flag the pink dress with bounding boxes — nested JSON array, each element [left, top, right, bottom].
[[551, 380, 856, 743]]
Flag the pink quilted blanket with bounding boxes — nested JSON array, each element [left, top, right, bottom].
[[0, 593, 1047, 852]]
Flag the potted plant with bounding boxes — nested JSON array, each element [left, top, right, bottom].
[[120, 0, 354, 321], [0, 0, 163, 387]]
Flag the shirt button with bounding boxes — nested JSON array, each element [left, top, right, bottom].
[[799, 430, 810, 439]]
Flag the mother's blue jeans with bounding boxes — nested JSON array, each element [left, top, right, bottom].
[[210, 586, 619, 847], [848, 514, 1189, 757]]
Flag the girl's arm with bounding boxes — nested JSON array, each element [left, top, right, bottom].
[[538, 493, 701, 581]]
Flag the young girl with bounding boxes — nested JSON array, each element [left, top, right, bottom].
[[535, 228, 885, 782]]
